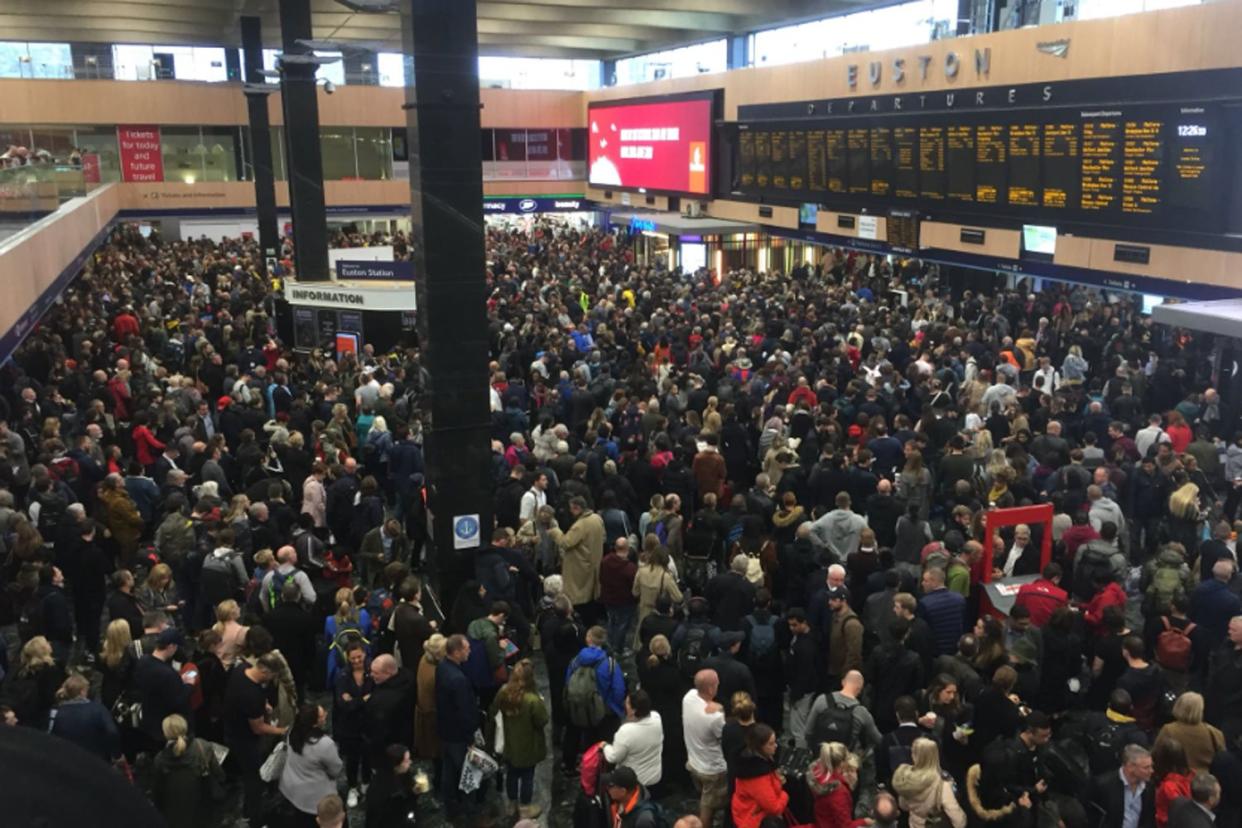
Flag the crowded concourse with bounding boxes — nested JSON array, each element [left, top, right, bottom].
[[0, 215, 1238, 828]]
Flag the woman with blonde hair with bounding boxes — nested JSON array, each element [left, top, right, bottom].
[[152, 713, 226, 828], [138, 562, 180, 618], [324, 587, 370, 687], [1, 636, 65, 730], [892, 738, 967, 828], [415, 633, 446, 760], [632, 545, 682, 641], [489, 659, 549, 820], [1154, 692, 1224, 773], [99, 618, 137, 711], [808, 742, 870, 828], [224, 493, 251, 525], [211, 599, 248, 669], [640, 493, 665, 540]]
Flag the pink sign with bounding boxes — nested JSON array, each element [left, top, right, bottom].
[[117, 125, 164, 183], [80, 153, 101, 184]]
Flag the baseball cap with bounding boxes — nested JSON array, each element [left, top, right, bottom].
[[826, 585, 850, 602], [602, 766, 638, 790], [719, 631, 746, 648]]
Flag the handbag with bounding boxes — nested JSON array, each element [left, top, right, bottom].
[[258, 737, 288, 783], [493, 709, 506, 755], [111, 693, 142, 730], [784, 809, 814, 828], [922, 777, 951, 828]]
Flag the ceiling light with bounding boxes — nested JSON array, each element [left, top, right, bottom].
[[334, 0, 402, 11]]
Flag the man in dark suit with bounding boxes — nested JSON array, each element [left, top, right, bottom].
[[1087, 744, 1155, 828], [1168, 773, 1220, 828]]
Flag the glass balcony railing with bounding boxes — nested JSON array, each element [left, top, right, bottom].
[[0, 164, 93, 240]]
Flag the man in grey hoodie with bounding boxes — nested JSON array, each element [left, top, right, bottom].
[[809, 492, 868, 561], [1088, 485, 1129, 558]]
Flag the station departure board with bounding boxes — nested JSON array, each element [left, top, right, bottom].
[[733, 104, 1223, 233]]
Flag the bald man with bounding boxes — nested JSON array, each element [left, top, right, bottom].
[[363, 652, 416, 769], [684, 669, 727, 828], [866, 477, 904, 548], [807, 670, 883, 810], [258, 544, 315, 611]]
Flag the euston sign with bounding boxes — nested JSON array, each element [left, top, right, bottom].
[[848, 47, 992, 91]]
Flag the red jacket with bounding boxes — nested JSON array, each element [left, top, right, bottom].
[[132, 425, 166, 467], [810, 769, 868, 828], [112, 313, 140, 343], [1083, 582, 1127, 634], [1156, 772, 1192, 828], [732, 768, 789, 828], [1014, 579, 1068, 627], [788, 385, 818, 409]]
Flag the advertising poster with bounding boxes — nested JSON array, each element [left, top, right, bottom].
[[116, 125, 164, 182], [587, 97, 713, 194]]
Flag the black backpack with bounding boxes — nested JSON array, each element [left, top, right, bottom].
[[1086, 720, 1126, 775], [810, 693, 857, 749], [743, 614, 778, 663], [677, 624, 712, 679], [1073, 546, 1114, 602]]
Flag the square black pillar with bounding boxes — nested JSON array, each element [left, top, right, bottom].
[[241, 16, 281, 272], [278, 0, 331, 281], [402, 0, 493, 590]]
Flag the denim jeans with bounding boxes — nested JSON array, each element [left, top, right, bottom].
[[605, 604, 636, 654]]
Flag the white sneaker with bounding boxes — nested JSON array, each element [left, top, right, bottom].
[[347, 788, 359, 809]]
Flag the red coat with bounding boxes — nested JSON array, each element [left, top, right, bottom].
[[732, 769, 789, 828], [810, 769, 868, 828], [788, 385, 818, 409], [1014, 579, 1068, 627], [1083, 582, 1127, 634], [1155, 772, 1192, 828], [132, 425, 166, 467]]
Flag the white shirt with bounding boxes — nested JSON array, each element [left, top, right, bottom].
[[682, 690, 726, 775], [1002, 543, 1027, 577], [603, 711, 663, 786], [519, 487, 547, 523], [1135, 425, 1169, 459]]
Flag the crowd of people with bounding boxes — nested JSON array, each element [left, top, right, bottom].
[[0, 217, 1239, 828]]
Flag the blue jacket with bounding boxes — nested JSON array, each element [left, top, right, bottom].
[[918, 587, 966, 656], [565, 646, 626, 718], [388, 440, 425, 492], [49, 698, 121, 763], [435, 659, 479, 743], [1191, 580, 1242, 646]]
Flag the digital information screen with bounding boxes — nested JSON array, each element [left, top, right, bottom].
[[588, 95, 714, 195], [887, 210, 921, 252], [732, 103, 1224, 233]]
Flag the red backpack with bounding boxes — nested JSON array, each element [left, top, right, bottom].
[[1155, 617, 1196, 672], [579, 741, 607, 797]]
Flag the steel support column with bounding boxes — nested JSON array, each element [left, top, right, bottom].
[[241, 17, 281, 273], [277, 0, 330, 281], [401, 0, 493, 594]]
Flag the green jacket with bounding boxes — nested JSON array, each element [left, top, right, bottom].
[[946, 560, 971, 597], [467, 616, 504, 672], [488, 691, 549, 769]]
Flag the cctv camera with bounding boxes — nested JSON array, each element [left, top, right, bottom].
[[322, 80, 336, 94]]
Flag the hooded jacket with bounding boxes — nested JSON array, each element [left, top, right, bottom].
[[892, 765, 968, 828], [810, 508, 867, 561], [566, 644, 626, 718]]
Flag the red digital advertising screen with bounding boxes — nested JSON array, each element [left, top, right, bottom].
[[588, 95, 714, 195]]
